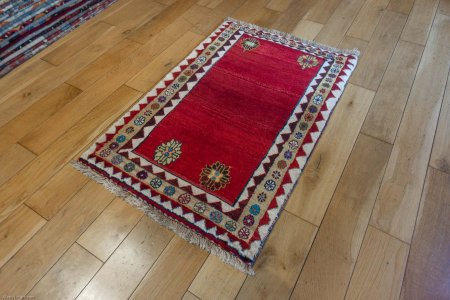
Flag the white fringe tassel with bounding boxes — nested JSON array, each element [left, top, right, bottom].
[[71, 160, 255, 275], [225, 17, 361, 57]]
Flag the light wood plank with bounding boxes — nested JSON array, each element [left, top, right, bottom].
[[430, 70, 450, 173], [266, 0, 293, 12], [439, 0, 450, 15], [0, 181, 114, 295], [285, 84, 375, 225], [350, 11, 407, 91], [126, 31, 204, 92], [0, 144, 35, 186], [338, 36, 369, 55], [0, 83, 82, 155], [183, 4, 223, 36], [400, 0, 439, 45], [314, 0, 366, 47], [28, 243, 102, 299], [25, 165, 89, 220], [269, 0, 317, 33], [78, 198, 143, 261], [236, 213, 316, 299], [20, 18, 192, 155], [232, 0, 281, 28], [345, 226, 409, 300], [0, 205, 46, 268], [0, 24, 125, 128], [0, 86, 142, 223], [182, 291, 200, 300], [361, 40, 424, 143], [400, 167, 450, 299], [127, 0, 198, 44], [77, 218, 173, 300], [347, 0, 391, 41], [0, 59, 54, 103], [305, 0, 343, 24], [291, 134, 391, 300], [66, 38, 142, 91], [370, 14, 450, 243], [197, 0, 224, 9], [101, 0, 166, 33], [189, 255, 246, 300], [131, 237, 208, 300], [387, 0, 414, 15], [42, 22, 114, 66], [291, 20, 324, 40]]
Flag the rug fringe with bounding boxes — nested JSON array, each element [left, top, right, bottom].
[[225, 17, 361, 57], [71, 160, 255, 275]]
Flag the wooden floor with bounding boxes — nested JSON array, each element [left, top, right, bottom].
[[0, 0, 449, 299]]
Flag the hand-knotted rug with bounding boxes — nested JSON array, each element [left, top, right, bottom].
[[73, 18, 359, 274], [0, 0, 117, 77]]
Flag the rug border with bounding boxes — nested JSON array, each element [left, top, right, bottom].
[[72, 17, 360, 275]]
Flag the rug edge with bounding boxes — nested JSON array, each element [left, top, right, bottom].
[[70, 159, 256, 275], [225, 17, 361, 57]]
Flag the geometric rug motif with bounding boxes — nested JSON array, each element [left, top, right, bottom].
[[74, 18, 359, 274]]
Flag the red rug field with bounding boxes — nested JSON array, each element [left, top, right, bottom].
[[74, 18, 359, 274]]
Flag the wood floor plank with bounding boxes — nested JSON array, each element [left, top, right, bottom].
[[183, 5, 223, 36], [25, 165, 89, 220], [430, 70, 450, 173], [232, 0, 281, 28], [0, 27, 128, 126], [370, 14, 450, 243], [236, 213, 316, 300], [101, 0, 166, 33], [0, 144, 36, 186], [0, 83, 82, 155], [314, 0, 366, 47], [189, 255, 247, 300], [131, 237, 208, 300], [20, 18, 192, 155], [42, 22, 114, 66], [271, 0, 316, 33], [198, 0, 224, 9], [0, 86, 142, 223], [0, 59, 54, 103], [27, 243, 103, 299], [304, 0, 342, 24], [400, 167, 450, 299], [347, 0, 391, 41], [285, 84, 374, 225], [400, 0, 439, 45], [183, 291, 201, 300], [126, 0, 198, 44], [291, 134, 391, 300], [350, 11, 407, 91], [338, 36, 369, 55], [266, 0, 293, 12], [0, 24, 124, 128], [0, 181, 114, 295], [77, 198, 143, 261], [66, 38, 142, 91], [345, 226, 409, 300], [439, 0, 450, 15], [361, 40, 423, 144], [0, 205, 46, 268], [77, 218, 173, 300], [387, 0, 414, 15], [126, 31, 204, 92], [291, 20, 324, 40]]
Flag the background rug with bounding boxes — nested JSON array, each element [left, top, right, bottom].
[[73, 18, 359, 274], [0, 0, 117, 77]]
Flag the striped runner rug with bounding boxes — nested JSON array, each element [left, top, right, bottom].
[[0, 0, 117, 77]]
